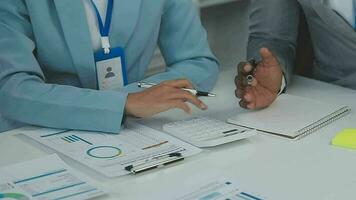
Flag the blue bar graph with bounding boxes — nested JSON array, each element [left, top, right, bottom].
[[61, 135, 93, 145]]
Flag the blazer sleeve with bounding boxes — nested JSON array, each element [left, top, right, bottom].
[[142, 0, 219, 92], [247, 0, 300, 85], [0, 0, 127, 133]]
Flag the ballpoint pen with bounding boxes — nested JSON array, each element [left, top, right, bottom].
[[137, 81, 216, 97], [124, 152, 183, 174], [246, 59, 258, 86]]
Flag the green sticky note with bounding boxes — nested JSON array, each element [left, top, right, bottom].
[[332, 129, 356, 150]]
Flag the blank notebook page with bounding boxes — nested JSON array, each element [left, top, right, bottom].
[[228, 94, 347, 138]]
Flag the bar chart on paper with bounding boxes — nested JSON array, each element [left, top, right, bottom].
[[0, 193, 30, 200], [0, 155, 105, 200], [175, 177, 264, 200], [61, 135, 93, 145], [22, 121, 201, 177]]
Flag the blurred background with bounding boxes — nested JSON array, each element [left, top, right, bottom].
[[147, 0, 314, 78], [147, 0, 250, 76]]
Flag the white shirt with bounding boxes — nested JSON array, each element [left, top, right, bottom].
[[326, 0, 355, 29], [83, 0, 108, 51], [279, 0, 355, 93]]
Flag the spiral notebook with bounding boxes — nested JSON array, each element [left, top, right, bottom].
[[227, 94, 351, 140]]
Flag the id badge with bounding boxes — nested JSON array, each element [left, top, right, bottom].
[[94, 47, 128, 90]]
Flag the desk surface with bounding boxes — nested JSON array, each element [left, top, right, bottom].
[[1, 68, 356, 200]]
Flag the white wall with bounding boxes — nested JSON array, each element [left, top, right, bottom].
[[201, 0, 250, 71], [146, 0, 250, 76]]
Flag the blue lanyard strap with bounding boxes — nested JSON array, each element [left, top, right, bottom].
[[90, 0, 113, 37]]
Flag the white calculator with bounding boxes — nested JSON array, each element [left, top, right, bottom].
[[163, 117, 257, 147]]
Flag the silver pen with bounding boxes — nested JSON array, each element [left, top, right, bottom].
[[246, 59, 258, 86], [138, 81, 216, 97], [124, 152, 183, 174]]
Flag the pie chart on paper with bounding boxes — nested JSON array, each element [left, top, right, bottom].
[[86, 146, 122, 159]]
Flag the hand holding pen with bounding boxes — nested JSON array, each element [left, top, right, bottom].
[[234, 48, 284, 110], [237, 59, 258, 87], [125, 79, 209, 118], [138, 82, 216, 97]]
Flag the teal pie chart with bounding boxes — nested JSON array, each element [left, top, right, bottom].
[[86, 146, 122, 159], [0, 193, 30, 200]]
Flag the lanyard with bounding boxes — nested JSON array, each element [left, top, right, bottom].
[[90, 0, 114, 54]]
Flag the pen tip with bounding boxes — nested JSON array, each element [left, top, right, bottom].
[[208, 93, 216, 97]]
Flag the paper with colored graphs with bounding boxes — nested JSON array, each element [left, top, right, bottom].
[[175, 177, 264, 200], [21, 120, 202, 177], [0, 154, 105, 200]]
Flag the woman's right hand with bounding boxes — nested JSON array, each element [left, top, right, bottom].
[[125, 79, 208, 118]]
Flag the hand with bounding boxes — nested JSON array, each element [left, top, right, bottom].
[[125, 79, 208, 118], [235, 48, 283, 109]]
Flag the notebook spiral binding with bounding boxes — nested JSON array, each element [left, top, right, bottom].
[[295, 106, 352, 140]]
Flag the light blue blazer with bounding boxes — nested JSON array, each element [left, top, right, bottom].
[[0, 0, 219, 133]]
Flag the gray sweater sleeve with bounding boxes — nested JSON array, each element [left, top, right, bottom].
[[247, 0, 300, 85]]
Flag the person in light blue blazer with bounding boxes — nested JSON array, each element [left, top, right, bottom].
[[0, 0, 219, 133]]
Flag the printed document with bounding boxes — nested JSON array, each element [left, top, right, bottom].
[[175, 177, 263, 200], [22, 120, 201, 177], [0, 154, 105, 200]]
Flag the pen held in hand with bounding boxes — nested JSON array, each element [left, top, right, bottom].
[[137, 81, 216, 97], [246, 75, 254, 85], [246, 59, 258, 86]]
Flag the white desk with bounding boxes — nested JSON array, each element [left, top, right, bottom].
[[1, 68, 356, 200]]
